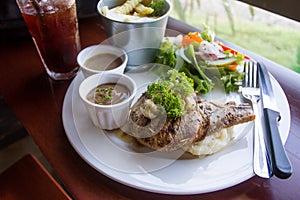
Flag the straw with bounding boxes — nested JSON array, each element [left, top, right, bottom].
[[29, 0, 42, 15], [28, 0, 46, 26]]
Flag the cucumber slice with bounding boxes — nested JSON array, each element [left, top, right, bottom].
[[205, 57, 237, 66]]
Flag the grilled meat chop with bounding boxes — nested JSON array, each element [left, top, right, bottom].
[[127, 92, 255, 152]]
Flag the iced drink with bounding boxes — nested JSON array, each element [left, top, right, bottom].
[[16, 0, 81, 80]]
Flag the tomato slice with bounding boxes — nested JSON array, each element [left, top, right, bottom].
[[225, 63, 238, 71], [188, 32, 203, 43], [182, 32, 203, 46], [182, 35, 194, 46], [218, 43, 250, 60]]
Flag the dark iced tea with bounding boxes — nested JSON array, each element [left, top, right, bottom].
[[18, 0, 81, 80]]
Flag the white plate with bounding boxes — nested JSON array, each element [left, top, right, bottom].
[[62, 69, 290, 195]]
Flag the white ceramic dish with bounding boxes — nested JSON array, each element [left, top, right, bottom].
[[62, 70, 290, 195], [77, 44, 128, 78], [79, 72, 136, 130]]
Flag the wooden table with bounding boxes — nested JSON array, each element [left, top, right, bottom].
[[1, 16, 300, 199]]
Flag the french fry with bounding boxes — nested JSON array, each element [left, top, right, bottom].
[[135, 3, 154, 15], [115, 0, 142, 14]]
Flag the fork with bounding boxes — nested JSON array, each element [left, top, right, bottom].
[[242, 61, 272, 178]]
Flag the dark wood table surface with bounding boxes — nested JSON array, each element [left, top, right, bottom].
[[1, 16, 300, 199]]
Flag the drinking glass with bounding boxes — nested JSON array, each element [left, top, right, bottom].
[[16, 0, 81, 80]]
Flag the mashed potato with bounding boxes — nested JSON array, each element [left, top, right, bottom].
[[187, 128, 234, 156]]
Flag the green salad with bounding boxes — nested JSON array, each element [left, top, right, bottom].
[[155, 27, 247, 94]]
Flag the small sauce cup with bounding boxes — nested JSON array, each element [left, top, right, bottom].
[[79, 72, 137, 130], [77, 44, 128, 78]]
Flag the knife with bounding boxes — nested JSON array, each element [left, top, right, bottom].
[[257, 62, 292, 179]]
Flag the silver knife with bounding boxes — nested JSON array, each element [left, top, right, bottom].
[[257, 62, 292, 179]]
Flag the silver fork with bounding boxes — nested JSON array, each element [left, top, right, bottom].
[[242, 61, 272, 178]]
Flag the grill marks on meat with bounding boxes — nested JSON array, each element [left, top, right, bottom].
[[196, 99, 255, 141], [127, 93, 205, 151], [128, 93, 255, 151]]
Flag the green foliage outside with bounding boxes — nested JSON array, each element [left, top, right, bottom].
[[170, 0, 300, 73]]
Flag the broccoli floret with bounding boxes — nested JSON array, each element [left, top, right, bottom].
[[149, 0, 167, 17], [147, 69, 194, 118]]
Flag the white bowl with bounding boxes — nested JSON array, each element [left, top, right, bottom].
[[77, 44, 128, 78], [79, 72, 137, 130]]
